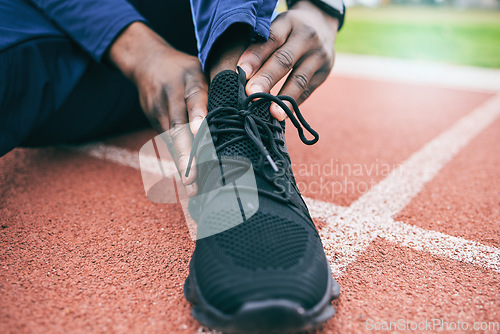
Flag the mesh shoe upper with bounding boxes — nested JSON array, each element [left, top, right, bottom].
[[188, 68, 330, 315]]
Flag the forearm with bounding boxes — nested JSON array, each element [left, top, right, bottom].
[[108, 22, 173, 84], [28, 0, 145, 62]]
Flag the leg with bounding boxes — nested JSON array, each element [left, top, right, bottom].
[[128, 0, 197, 56], [205, 24, 250, 81], [21, 59, 146, 147], [23, 0, 200, 147], [0, 0, 198, 155], [183, 7, 338, 331], [0, 37, 92, 155]]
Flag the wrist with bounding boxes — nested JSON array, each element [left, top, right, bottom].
[[292, 1, 339, 32], [290, 0, 341, 31], [108, 22, 173, 84]]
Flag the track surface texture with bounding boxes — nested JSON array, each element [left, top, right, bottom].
[[1, 54, 499, 333]]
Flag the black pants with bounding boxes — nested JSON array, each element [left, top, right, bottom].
[[12, 1, 198, 151]]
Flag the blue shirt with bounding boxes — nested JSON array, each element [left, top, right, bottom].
[[0, 0, 278, 155], [0, 0, 146, 62], [0, 0, 277, 66], [190, 0, 278, 69]]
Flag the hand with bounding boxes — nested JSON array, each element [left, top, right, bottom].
[[237, 1, 339, 120], [108, 22, 208, 192]]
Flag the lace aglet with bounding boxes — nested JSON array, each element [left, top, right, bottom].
[[184, 154, 195, 178], [266, 154, 279, 172]]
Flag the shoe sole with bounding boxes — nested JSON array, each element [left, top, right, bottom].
[[184, 260, 341, 333]]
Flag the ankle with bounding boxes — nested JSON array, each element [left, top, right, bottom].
[[206, 24, 250, 81]]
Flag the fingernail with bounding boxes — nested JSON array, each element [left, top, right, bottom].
[[248, 84, 262, 95], [278, 110, 286, 121], [186, 184, 197, 197], [190, 116, 204, 136], [271, 103, 286, 121], [180, 159, 189, 183], [238, 63, 253, 78]]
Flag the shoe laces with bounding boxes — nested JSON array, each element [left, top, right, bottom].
[[185, 92, 318, 200]]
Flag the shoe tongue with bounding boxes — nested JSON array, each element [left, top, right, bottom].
[[207, 70, 240, 112], [204, 67, 275, 166], [208, 68, 271, 122]]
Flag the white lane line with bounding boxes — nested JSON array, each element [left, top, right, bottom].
[[316, 209, 500, 276], [73, 142, 141, 169], [304, 197, 346, 218], [71, 142, 178, 176], [382, 220, 500, 273], [72, 143, 347, 215], [334, 53, 500, 93], [70, 94, 500, 276], [316, 94, 500, 275], [351, 93, 500, 217]]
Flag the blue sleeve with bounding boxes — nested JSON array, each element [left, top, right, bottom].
[[27, 0, 146, 62], [190, 0, 278, 70]]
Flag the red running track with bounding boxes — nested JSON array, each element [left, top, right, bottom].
[[1, 65, 499, 333]]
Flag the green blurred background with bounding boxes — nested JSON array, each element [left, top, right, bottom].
[[280, 0, 500, 68]]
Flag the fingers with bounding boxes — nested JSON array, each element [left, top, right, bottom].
[[294, 70, 329, 106], [244, 37, 311, 98], [266, 52, 328, 120], [242, 34, 311, 121], [279, 51, 330, 101], [237, 7, 337, 121], [237, 15, 292, 80], [185, 72, 208, 137], [168, 90, 197, 186], [237, 16, 329, 120], [159, 70, 207, 191], [145, 87, 169, 133], [247, 41, 305, 96]]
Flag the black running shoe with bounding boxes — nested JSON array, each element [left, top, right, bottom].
[[183, 67, 340, 333]]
